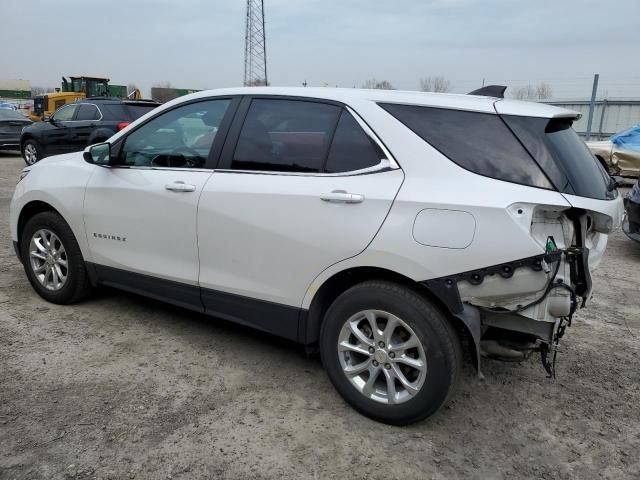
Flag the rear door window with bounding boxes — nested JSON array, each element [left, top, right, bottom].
[[75, 104, 100, 121], [324, 110, 385, 173], [379, 103, 552, 189], [232, 99, 341, 173]]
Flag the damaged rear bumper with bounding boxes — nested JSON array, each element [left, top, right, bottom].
[[422, 194, 623, 376]]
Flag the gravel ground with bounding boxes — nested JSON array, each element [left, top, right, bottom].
[[1, 152, 639, 480]]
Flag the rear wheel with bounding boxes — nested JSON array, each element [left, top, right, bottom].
[[320, 280, 461, 425], [20, 211, 91, 304], [22, 139, 42, 165]]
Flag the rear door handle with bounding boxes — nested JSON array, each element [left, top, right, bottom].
[[320, 190, 365, 204], [165, 181, 196, 192]]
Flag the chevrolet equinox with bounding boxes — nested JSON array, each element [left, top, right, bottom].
[[10, 87, 623, 425]]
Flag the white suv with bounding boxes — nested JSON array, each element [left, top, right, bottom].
[[10, 87, 623, 424]]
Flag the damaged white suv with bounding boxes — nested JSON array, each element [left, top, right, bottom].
[[10, 87, 623, 425]]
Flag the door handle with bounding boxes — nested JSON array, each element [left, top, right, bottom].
[[320, 190, 365, 204], [165, 181, 196, 192]]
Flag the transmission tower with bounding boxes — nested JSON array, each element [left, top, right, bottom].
[[244, 0, 268, 86]]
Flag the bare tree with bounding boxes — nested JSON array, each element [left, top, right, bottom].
[[245, 78, 269, 86], [31, 86, 55, 97], [535, 82, 553, 99], [362, 78, 395, 90], [512, 82, 553, 100], [419, 76, 452, 93]]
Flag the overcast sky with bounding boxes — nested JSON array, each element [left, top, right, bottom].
[[2, 0, 640, 98]]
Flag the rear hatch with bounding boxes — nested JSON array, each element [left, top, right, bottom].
[[493, 101, 623, 231], [100, 102, 160, 123]]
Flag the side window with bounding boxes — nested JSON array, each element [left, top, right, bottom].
[[119, 99, 230, 168], [75, 104, 100, 121], [232, 99, 340, 173], [380, 103, 553, 189], [325, 111, 385, 173], [52, 104, 78, 122]]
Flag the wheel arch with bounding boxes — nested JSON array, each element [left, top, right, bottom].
[[87, 128, 115, 146], [17, 200, 63, 245], [20, 133, 35, 150], [302, 266, 472, 356]]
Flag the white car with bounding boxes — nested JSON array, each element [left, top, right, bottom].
[[10, 87, 623, 425]]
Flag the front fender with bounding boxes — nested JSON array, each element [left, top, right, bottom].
[[10, 153, 95, 262]]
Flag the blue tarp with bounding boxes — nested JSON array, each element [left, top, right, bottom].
[[612, 124, 640, 151]]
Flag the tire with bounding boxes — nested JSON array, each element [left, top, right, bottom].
[[22, 139, 42, 166], [320, 280, 461, 425], [20, 211, 91, 304]]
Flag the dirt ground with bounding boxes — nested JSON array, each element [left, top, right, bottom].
[[1, 152, 639, 480]]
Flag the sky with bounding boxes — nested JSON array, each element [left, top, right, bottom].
[[2, 0, 640, 99]]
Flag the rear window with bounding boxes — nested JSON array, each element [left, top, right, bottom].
[[379, 103, 552, 189], [503, 116, 612, 200], [101, 103, 158, 121], [125, 104, 158, 120]]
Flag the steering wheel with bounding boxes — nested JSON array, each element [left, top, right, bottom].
[[150, 145, 204, 168]]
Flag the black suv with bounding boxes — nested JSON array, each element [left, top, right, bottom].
[[20, 98, 160, 165]]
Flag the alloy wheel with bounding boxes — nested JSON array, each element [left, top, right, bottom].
[[24, 143, 38, 165], [337, 309, 427, 404], [29, 229, 68, 291]]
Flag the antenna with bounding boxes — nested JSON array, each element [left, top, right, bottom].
[[244, 0, 268, 86]]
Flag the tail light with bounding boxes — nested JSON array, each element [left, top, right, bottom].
[[117, 122, 130, 131]]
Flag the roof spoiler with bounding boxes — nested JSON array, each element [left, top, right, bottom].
[[467, 85, 507, 98]]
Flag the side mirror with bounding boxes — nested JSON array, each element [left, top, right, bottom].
[[83, 142, 111, 165]]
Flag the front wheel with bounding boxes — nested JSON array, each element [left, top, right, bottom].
[[23, 139, 44, 165], [320, 281, 461, 425], [20, 211, 91, 304]]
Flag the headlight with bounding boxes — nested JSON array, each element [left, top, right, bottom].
[[17, 170, 29, 184]]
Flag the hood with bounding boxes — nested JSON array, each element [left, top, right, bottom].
[[37, 151, 83, 166]]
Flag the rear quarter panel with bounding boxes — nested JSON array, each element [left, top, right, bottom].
[[302, 99, 572, 308]]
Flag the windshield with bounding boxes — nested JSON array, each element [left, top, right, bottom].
[[503, 116, 612, 200]]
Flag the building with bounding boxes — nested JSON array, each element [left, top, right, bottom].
[[0, 79, 32, 99], [545, 98, 640, 140]]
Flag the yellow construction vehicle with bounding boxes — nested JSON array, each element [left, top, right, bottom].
[[29, 76, 117, 121]]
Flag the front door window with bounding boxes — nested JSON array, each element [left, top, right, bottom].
[[119, 99, 230, 169]]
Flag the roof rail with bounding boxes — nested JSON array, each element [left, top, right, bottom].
[[467, 85, 507, 98]]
